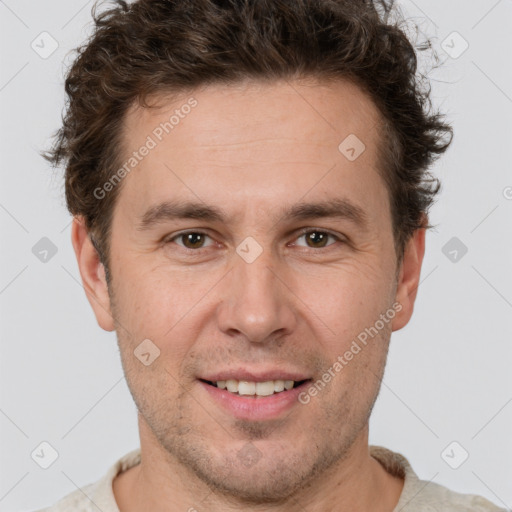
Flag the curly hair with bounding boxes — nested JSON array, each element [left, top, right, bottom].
[[43, 0, 452, 284]]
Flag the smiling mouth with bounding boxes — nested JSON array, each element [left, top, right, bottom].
[[200, 379, 310, 397]]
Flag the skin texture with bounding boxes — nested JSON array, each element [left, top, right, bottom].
[[72, 78, 426, 511]]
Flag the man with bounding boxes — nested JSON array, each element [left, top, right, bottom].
[[38, 0, 505, 510]]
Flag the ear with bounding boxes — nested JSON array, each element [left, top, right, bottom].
[[71, 216, 115, 332], [391, 217, 427, 332]]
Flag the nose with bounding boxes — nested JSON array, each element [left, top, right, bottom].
[[216, 247, 297, 345]]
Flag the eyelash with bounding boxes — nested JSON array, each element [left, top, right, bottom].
[[163, 228, 346, 254]]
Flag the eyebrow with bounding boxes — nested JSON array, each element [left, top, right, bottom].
[[136, 198, 369, 231]]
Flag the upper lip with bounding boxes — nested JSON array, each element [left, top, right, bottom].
[[199, 369, 311, 382]]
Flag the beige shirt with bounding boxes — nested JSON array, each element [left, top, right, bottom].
[[35, 445, 507, 511]]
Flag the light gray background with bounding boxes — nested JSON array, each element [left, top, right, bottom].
[[1, 0, 511, 510]]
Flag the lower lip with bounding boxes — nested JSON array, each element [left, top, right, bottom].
[[198, 380, 310, 421]]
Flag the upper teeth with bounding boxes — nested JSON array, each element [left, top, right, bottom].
[[216, 379, 295, 396]]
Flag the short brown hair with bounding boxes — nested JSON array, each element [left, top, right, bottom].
[[43, 0, 452, 284]]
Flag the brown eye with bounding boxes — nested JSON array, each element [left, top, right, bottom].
[[183, 233, 206, 249], [166, 231, 213, 250], [304, 231, 330, 248], [294, 229, 340, 249]]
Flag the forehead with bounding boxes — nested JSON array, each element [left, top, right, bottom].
[[124, 78, 382, 151], [115, 78, 388, 228]]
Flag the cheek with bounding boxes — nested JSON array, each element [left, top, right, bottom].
[[112, 263, 197, 333], [297, 261, 393, 335], [313, 318, 392, 419]]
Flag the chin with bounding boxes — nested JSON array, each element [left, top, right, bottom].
[[193, 457, 312, 504], [168, 434, 342, 505]]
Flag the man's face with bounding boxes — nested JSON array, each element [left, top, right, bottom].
[[83, 79, 416, 501]]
